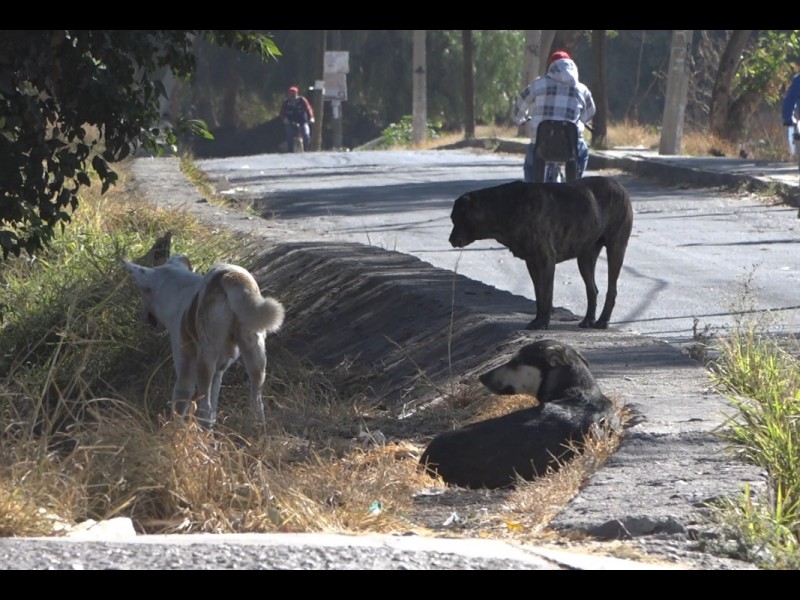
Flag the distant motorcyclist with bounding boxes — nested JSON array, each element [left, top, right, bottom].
[[511, 51, 595, 182], [280, 86, 315, 152]]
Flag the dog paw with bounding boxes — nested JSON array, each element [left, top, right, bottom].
[[525, 320, 550, 330]]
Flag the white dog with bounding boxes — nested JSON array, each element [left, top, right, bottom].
[[124, 254, 285, 428]]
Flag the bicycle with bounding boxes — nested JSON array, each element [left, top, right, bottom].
[[292, 122, 307, 154]]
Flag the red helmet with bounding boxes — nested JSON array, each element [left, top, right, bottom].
[[548, 51, 571, 65], [288, 86, 299, 94]]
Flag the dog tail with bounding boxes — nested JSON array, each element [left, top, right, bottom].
[[248, 295, 286, 334], [219, 268, 285, 334]]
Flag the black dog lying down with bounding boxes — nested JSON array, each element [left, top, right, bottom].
[[419, 339, 614, 489]]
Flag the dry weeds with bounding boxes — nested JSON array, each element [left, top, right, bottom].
[[0, 130, 636, 546], [426, 119, 791, 161]]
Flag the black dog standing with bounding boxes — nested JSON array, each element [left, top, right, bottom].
[[419, 340, 615, 489], [448, 177, 633, 330]]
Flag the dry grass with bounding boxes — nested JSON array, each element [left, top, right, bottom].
[[506, 402, 629, 533], [0, 146, 631, 544], [422, 119, 791, 161]]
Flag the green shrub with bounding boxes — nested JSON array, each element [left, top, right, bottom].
[[709, 325, 800, 568], [379, 116, 442, 148]]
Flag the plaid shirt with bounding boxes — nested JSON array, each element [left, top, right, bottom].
[[512, 58, 595, 143]]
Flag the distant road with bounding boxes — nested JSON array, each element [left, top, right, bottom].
[[197, 150, 800, 346]]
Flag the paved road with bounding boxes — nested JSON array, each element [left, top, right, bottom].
[[196, 148, 800, 348]]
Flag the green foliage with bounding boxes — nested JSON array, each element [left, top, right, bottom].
[[707, 483, 800, 568], [472, 30, 525, 123], [427, 30, 524, 127], [253, 30, 526, 133], [379, 115, 441, 147], [709, 324, 800, 567], [736, 30, 800, 106], [0, 30, 278, 260]]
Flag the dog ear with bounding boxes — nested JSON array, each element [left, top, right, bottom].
[[546, 344, 590, 369], [135, 231, 173, 267], [572, 348, 590, 368], [453, 193, 471, 212], [544, 343, 566, 367], [544, 342, 588, 368]]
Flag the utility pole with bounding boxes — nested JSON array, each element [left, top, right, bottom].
[[412, 30, 427, 146], [322, 46, 349, 151], [591, 30, 609, 149], [311, 30, 326, 152], [462, 30, 475, 139], [330, 30, 343, 149], [659, 30, 693, 155], [541, 30, 557, 74]]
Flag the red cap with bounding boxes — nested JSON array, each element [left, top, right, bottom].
[[288, 86, 299, 93], [548, 51, 571, 65]]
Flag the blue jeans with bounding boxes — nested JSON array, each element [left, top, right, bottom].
[[524, 138, 589, 182]]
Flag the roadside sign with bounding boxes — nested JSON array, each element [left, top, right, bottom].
[[323, 51, 349, 101], [324, 73, 347, 101], [324, 51, 349, 74]]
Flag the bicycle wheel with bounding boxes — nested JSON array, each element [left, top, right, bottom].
[[545, 163, 564, 183]]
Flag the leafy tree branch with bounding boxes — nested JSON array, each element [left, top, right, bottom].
[[0, 30, 279, 258]]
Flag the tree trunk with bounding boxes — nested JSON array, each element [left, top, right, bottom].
[[462, 30, 475, 139], [591, 30, 608, 149], [518, 30, 542, 137], [220, 50, 239, 130], [709, 30, 753, 139], [412, 30, 427, 146], [659, 30, 693, 155], [540, 31, 557, 75], [625, 31, 647, 122], [551, 30, 582, 58], [727, 88, 764, 141]]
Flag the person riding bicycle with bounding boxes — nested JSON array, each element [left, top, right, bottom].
[[280, 85, 315, 153], [781, 71, 800, 157], [511, 50, 595, 182]]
